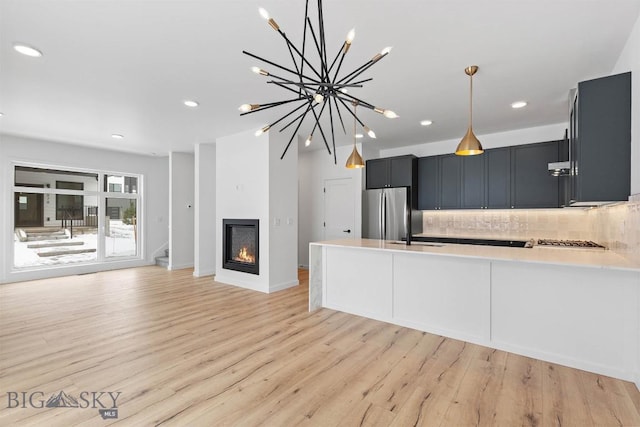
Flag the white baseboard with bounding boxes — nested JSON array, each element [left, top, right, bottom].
[[168, 262, 194, 271], [269, 279, 299, 293], [193, 268, 215, 277]]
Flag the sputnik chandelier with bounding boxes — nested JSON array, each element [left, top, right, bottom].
[[239, 0, 398, 166]]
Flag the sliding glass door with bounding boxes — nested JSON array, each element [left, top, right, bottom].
[[12, 164, 142, 270]]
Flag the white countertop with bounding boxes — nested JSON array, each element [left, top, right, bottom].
[[311, 238, 640, 272]]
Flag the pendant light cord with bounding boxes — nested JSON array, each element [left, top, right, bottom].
[[469, 73, 473, 129]]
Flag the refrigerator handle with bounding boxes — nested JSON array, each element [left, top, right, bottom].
[[382, 191, 387, 240], [378, 191, 384, 239]]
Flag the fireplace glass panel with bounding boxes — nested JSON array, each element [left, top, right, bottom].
[[223, 219, 259, 275], [230, 226, 256, 265]]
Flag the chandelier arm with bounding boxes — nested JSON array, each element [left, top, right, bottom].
[[279, 101, 318, 132], [284, 36, 303, 79], [305, 17, 330, 81], [337, 51, 389, 86], [348, 77, 374, 86], [319, 0, 330, 84], [327, 43, 346, 76], [275, 30, 323, 80], [335, 96, 366, 128], [309, 102, 332, 155], [270, 81, 314, 99], [332, 51, 349, 83], [239, 98, 306, 116], [331, 96, 347, 134], [280, 103, 314, 159], [243, 50, 320, 84], [299, 0, 310, 97], [338, 61, 381, 86], [334, 93, 375, 112], [336, 60, 373, 85], [327, 95, 338, 164], [268, 100, 314, 130]]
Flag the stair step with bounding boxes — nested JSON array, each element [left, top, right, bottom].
[[26, 230, 66, 236], [28, 241, 85, 249], [27, 235, 69, 241], [37, 248, 96, 257], [156, 256, 169, 268]]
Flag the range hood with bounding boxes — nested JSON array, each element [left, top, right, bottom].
[[548, 161, 570, 176]]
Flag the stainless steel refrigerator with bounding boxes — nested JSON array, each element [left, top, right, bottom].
[[363, 187, 422, 242]]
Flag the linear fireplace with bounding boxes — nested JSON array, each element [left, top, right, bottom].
[[222, 219, 259, 275]]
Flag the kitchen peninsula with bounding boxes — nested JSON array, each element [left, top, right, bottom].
[[309, 238, 640, 386]]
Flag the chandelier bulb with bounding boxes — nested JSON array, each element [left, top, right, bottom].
[[313, 93, 324, 103], [258, 7, 279, 31], [251, 66, 269, 76], [343, 28, 355, 53], [381, 46, 393, 55], [239, 104, 259, 113], [305, 135, 312, 147], [374, 107, 399, 119], [255, 125, 271, 136], [365, 126, 377, 139]]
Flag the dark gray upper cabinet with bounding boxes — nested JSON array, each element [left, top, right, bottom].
[[366, 155, 416, 189], [365, 159, 389, 189], [511, 141, 560, 208], [439, 155, 462, 209], [572, 72, 631, 204], [417, 156, 439, 210], [418, 141, 562, 210], [461, 154, 485, 209], [485, 147, 511, 208]]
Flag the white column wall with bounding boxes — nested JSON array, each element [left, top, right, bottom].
[[169, 152, 194, 270], [194, 143, 216, 277]]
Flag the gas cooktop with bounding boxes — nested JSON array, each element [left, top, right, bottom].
[[537, 239, 606, 249]]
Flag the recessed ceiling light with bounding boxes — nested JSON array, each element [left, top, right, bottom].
[[511, 101, 527, 109], [355, 133, 364, 139], [13, 43, 43, 57], [420, 120, 433, 126], [184, 100, 199, 108], [111, 134, 124, 139], [0, 112, 4, 117]]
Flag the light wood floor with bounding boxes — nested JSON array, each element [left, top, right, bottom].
[[1, 267, 639, 426]]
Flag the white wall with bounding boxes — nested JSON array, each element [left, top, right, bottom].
[[298, 143, 364, 267], [613, 11, 640, 196], [0, 134, 168, 283], [215, 129, 298, 293], [194, 143, 216, 277], [268, 131, 299, 291], [169, 152, 194, 270], [215, 129, 270, 292], [379, 123, 568, 158]]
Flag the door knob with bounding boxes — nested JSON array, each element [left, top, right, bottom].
[[343, 229, 351, 233]]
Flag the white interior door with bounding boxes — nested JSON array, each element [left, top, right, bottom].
[[324, 178, 355, 240]]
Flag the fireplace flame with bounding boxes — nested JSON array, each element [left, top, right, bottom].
[[234, 246, 255, 264]]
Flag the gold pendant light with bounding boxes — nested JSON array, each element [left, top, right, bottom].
[[346, 102, 365, 169], [455, 65, 484, 156]]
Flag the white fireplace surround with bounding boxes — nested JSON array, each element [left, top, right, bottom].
[[214, 129, 299, 293]]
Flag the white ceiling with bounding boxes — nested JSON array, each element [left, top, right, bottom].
[[1, 0, 639, 157]]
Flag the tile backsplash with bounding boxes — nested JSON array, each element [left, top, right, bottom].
[[421, 201, 640, 261], [588, 201, 640, 263]]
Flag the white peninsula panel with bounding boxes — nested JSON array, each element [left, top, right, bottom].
[[393, 254, 490, 344], [324, 247, 392, 321], [491, 261, 639, 380]]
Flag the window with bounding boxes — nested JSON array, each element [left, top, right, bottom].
[[12, 164, 142, 269], [56, 181, 84, 220]]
